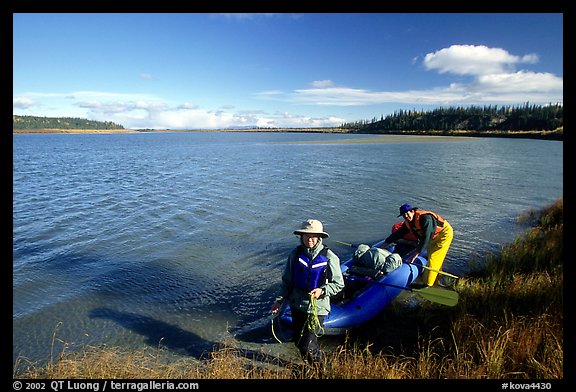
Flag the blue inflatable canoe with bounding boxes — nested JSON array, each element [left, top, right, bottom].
[[279, 239, 427, 335]]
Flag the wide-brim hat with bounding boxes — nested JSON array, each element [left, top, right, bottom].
[[397, 203, 417, 217], [293, 219, 329, 238]]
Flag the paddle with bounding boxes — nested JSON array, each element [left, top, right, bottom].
[[345, 274, 459, 307], [335, 240, 460, 280]]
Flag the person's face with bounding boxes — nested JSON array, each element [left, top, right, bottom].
[[402, 210, 415, 222], [302, 234, 319, 248]]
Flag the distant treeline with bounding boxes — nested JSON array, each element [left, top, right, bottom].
[[341, 103, 563, 133], [13, 115, 124, 130]]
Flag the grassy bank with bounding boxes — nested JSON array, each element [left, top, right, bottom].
[[14, 199, 563, 379]]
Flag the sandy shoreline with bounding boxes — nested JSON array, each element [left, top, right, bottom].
[[279, 134, 476, 144], [12, 128, 561, 141], [13, 128, 139, 134], [11, 129, 475, 143], [12, 128, 343, 134]]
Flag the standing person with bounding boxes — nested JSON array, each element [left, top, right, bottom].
[[271, 219, 344, 365], [383, 204, 454, 287]]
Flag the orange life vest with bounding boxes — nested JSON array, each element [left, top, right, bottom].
[[391, 221, 418, 241], [406, 210, 446, 240]]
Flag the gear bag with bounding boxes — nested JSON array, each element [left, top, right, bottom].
[[353, 244, 403, 273]]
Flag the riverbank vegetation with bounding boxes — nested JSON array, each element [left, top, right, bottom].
[[341, 103, 563, 137], [13, 115, 125, 131], [14, 199, 563, 380]]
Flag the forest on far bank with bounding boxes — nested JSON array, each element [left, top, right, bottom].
[[13, 115, 124, 130], [340, 103, 563, 135]]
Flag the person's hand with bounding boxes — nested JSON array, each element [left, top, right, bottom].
[[310, 288, 323, 299], [271, 301, 281, 314]]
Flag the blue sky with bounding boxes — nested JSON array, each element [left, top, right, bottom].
[[13, 13, 563, 130]]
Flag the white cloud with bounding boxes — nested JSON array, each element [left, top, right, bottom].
[[285, 74, 562, 107], [139, 107, 344, 130], [53, 95, 345, 129], [474, 71, 563, 93], [13, 97, 37, 109], [423, 44, 539, 75]]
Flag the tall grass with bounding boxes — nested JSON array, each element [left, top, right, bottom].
[[14, 199, 563, 379]]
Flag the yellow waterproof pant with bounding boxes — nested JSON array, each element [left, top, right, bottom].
[[422, 221, 453, 286]]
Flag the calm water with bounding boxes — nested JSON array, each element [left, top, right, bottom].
[[13, 132, 563, 365]]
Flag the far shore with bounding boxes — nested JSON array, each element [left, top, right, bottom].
[[12, 127, 345, 134], [12, 127, 562, 141], [13, 128, 139, 134]]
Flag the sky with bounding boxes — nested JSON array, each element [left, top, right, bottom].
[[12, 13, 563, 130]]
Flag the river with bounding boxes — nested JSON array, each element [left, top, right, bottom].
[[12, 132, 563, 365]]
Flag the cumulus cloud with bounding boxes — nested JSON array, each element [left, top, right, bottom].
[[136, 106, 344, 129], [43, 92, 343, 129], [474, 71, 563, 93], [13, 97, 37, 109], [423, 44, 539, 75]]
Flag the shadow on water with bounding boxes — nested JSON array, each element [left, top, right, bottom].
[[89, 308, 215, 359], [89, 308, 299, 368], [14, 237, 310, 368]]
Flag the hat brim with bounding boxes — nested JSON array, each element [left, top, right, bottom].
[[398, 207, 417, 217], [294, 230, 329, 238]]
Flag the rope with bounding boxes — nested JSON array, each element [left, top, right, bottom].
[[306, 293, 324, 338], [270, 312, 283, 344], [270, 293, 325, 345]]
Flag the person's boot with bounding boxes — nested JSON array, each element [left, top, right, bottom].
[[304, 349, 324, 378]]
